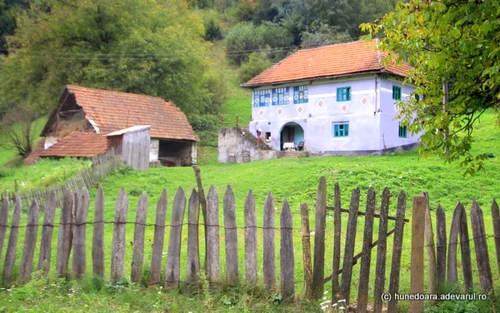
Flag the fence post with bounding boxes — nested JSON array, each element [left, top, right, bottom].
[[435, 205, 447, 290], [300, 203, 313, 299], [470, 201, 493, 292], [491, 199, 500, 278], [56, 190, 74, 278], [459, 205, 473, 291], [244, 190, 258, 284], [357, 187, 376, 313], [131, 193, 148, 283], [3, 196, 21, 282], [421, 192, 437, 296], [387, 191, 407, 313], [409, 196, 426, 313], [187, 189, 200, 285], [19, 200, 40, 283], [111, 189, 128, 283], [72, 188, 90, 279], [280, 199, 294, 301], [447, 203, 463, 284], [165, 187, 186, 289], [340, 188, 360, 306], [0, 198, 9, 263], [223, 185, 239, 286], [150, 189, 167, 285], [312, 177, 326, 299], [332, 183, 342, 301], [263, 191, 276, 289], [206, 185, 220, 288], [92, 185, 105, 278], [373, 188, 389, 313], [38, 190, 57, 274]]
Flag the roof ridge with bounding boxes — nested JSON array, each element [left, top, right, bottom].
[[66, 85, 166, 102]]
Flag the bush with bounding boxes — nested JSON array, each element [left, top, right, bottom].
[[203, 10, 224, 41], [238, 52, 271, 83], [300, 23, 352, 48], [225, 22, 293, 65]]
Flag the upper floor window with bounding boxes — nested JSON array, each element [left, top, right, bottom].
[[333, 122, 349, 137], [293, 86, 308, 104], [272, 87, 290, 106], [253, 89, 271, 107], [336, 87, 351, 102], [393, 86, 401, 100], [399, 124, 408, 138]]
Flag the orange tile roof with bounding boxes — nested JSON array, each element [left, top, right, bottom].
[[65, 85, 196, 141], [40, 132, 108, 157], [241, 40, 412, 88]]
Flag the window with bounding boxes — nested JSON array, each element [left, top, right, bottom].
[[393, 86, 401, 100], [272, 87, 290, 106], [336, 87, 351, 102], [333, 123, 349, 137], [253, 89, 271, 107], [399, 124, 408, 138], [293, 86, 308, 104]]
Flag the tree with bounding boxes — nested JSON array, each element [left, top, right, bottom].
[[0, 0, 29, 56], [0, 106, 38, 157], [362, 0, 499, 175], [0, 0, 218, 117]]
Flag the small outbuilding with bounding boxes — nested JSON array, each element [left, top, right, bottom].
[[106, 125, 151, 171]]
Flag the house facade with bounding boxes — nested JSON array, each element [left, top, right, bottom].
[[241, 40, 419, 155], [40, 85, 197, 166]]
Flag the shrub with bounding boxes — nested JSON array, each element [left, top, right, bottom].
[[203, 10, 224, 42], [238, 52, 271, 83]]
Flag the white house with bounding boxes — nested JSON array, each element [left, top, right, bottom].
[[240, 40, 419, 155]]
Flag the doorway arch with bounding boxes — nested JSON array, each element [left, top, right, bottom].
[[280, 122, 304, 150]]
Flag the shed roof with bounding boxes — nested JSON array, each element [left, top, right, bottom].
[[241, 40, 412, 88], [39, 132, 107, 157], [42, 85, 196, 141], [106, 125, 151, 137]]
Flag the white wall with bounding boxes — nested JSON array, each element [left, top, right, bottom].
[[149, 138, 159, 162]]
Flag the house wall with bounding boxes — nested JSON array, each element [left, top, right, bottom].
[[249, 74, 419, 153], [121, 129, 150, 171]]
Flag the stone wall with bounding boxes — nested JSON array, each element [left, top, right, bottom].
[[218, 127, 278, 163]]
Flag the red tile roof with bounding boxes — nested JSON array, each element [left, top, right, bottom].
[[65, 85, 196, 141], [40, 132, 108, 157], [241, 40, 412, 88]]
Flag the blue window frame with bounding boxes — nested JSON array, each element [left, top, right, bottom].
[[293, 86, 308, 104], [253, 89, 271, 107], [399, 124, 408, 138], [333, 123, 349, 137], [336, 87, 351, 102], [272, 87, 290, 106], [393, 86, 401, 100]]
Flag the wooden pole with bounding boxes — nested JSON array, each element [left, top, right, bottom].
[[409, 196, 426, 313]]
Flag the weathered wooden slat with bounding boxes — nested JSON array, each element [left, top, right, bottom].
[[92, 185, 105, 278], [421, 192, 437, 295], [3, 196, 21, 282], [263, 191, 275, 289], [0, 198, 10, 264], [300, 203, 313, 299], [150, 189, 167, 285], [56, 190, 74, 278], [447, 203, 463, 284], [280, 199, 294, 301], [312, 177, 327, 299], [491, 199, 500, 277], [111, 189, 128, 282], [72, 188, 90, 278], [206, 185, 220, 287], [192, 165, 208, 270], [244, 190, 257, 284], [19, 200, 40, 283], [470, 201, 493, 292], [223, 185, 239, 286], [373, 187, 390, 313], [187, 189, 200, 284], [435, 205, 447, 288], [165, 187, 186, 289], [131, 192, 148, 283], [409, 196, 426, 313], [387, 191, 407, 313], [459, 205, 473, 291], [332, 182, 341, 301], [38, 190, 57, 273], [356, 187, 376, 313], [340, 188, 360, 306]]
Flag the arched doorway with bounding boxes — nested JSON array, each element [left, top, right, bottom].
[[280, 122, 304, 151]]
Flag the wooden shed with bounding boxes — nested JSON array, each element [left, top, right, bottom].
[[106, 125, 151, 171]]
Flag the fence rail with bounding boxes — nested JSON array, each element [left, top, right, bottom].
[[0, 177, 497, 312]]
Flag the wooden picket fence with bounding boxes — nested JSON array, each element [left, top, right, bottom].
[[0, 177, 497, 312], [1, 149, 119, 209]]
